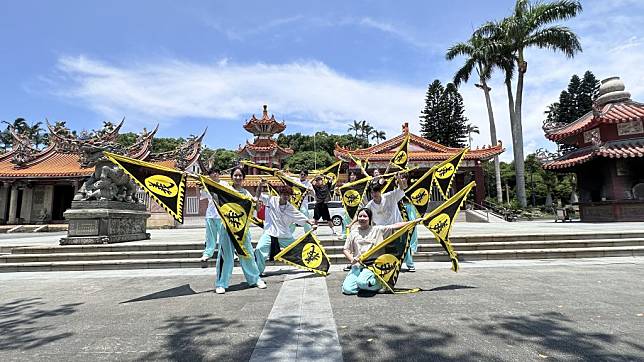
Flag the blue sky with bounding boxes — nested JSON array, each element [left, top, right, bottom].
[[1, 0, 643, 160]]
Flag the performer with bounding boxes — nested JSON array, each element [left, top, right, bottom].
[[341, 207, 418, 295], [214, 167, 265, 294], [342, 170, 361, 272], [255, 180, 317, 275], [312, 175, 340, 239], [289, 169, 313, 234], [365, 173, 414, 272], [200, 168, 227, 264], [400, 173, 418, 272]]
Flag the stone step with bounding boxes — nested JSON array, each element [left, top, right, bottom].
[[9, 234, 644, 255], [1, 246, 643, 272], [3, 239, 643, 264]]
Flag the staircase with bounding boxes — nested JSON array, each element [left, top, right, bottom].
[[1, 231, 643, 272]]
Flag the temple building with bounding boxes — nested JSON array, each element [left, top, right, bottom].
[[0, 121, 204, 225], [237, 105, 293, 174], [334, 123, 504, 206], [542, 76, 644, 222]]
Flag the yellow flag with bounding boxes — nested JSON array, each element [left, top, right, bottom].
[[274, 230, 331, 276], [104, 152, 187, 223], [390, 133, 410, 170], [433, 148, 468, 199], [422, 181, 475, 271], [200, 175, 254, 257]]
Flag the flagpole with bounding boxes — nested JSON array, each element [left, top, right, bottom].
[[313, 130, 317, 170]]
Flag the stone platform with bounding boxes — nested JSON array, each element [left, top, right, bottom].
[[60, 200, 150, 245]]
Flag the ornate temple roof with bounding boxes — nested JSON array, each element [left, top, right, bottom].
[[334, 124, 504, 164], [543, 77, 644, 142], [238, 138, 294, 157], [242, 105, 286, 135], [543, 137, 644, 170], [0, 122, 204, 179]]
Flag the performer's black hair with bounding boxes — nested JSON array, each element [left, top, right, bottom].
[[299, 169, 309, 176], [209, 167, 221, 175], [230, 166, 246, 179]]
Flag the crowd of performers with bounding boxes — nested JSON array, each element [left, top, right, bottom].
[[198, 165, 423, 295]]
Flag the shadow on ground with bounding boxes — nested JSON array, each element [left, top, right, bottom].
[[139, 315, 256, 361], [471, 311, 644, 360], [339, 323, 495, 361], [0, 297, 81, 350]]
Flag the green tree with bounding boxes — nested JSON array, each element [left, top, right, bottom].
[[419, 80, 468, 147], [446, 32, 505, 203], [152, 137, 185, 153], [479, 0, 582, 207], [206, 148, 238, 171], [276, 132, 369, 157], [116, 132, 138, 148], [371, 130, 386, 144], [347, 120, 362, 138], [285, 150, 333, 172]]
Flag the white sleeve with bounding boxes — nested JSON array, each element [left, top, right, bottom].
[[259, 193, 271, 204], [285, 204, 309, 226], [200, 189, 211, 200], [387, 188, 405, 203]]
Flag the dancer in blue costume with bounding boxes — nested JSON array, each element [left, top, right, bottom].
[[214, 167, 265, 294], [200, 168, 227, 264], [255, 180, 317, 275], [341, 207, 419, 295], [289, 169, 313, 234]]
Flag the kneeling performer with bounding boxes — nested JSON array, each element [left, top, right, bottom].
[[255, 179, 317, 275]]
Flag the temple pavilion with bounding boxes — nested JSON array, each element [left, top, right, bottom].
[[0, 121, 204, 225], [237, 105, 293, 174], [334, 123, 505, 206], [543, 76, 644, 222]]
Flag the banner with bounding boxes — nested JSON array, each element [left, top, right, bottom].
[[240, 160, 279, 175], [358, 222, 421, 293], [275, 172, 309, 209], [422, 181, 475, 271], [274, 230, 331, 276], [338, 176, 372, 220], [348, 152, 370, 177], [389, 133, 410, 170], [312, 160, 342, 189], [433, 148, 468, 199], [104, 152, 187, 223], [404, 166, 437, 215], [200, 175, 254, 257]]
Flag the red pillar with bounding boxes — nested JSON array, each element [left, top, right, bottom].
[[474, 164, 485, 206]]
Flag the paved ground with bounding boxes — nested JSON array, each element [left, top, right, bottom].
[[1, 257, 643, 361]]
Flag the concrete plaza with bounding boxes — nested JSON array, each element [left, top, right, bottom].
[[1, 256, 643, 361]]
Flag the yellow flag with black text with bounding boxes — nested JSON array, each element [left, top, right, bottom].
[[200, 176, 254, 257], [390, 133, 410, 170], [275, 172, 308, 209], [433, 148, 468, 199], [274, 230, 330, 276], [423, 181, 475, 271], [313, 160, 342, 189], [240, 160, 279, 175], [405, 166, 437, 215], [348, 153, 369, 177], [338, 176, 371, 220], [358, 222, 418, 293], [104, 152, 187, 223]]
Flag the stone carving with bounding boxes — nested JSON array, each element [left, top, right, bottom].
[[73, 163, 139, 202], [9, 126, 39, 167]]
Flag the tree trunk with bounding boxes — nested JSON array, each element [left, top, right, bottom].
[[480, 79, 503, 204], [512, 52, 528, 207]]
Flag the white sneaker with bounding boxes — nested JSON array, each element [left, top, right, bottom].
[[256, 280, 267, 289], [200, 256, 209, 262], [215, 287, 225, 294]]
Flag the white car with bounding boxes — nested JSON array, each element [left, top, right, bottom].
[[308, 201, 346, 227]]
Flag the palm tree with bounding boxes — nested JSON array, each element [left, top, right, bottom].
[[362, 123, 374, 141], [359, 120, 370, 140], [478, 0, 582, 207], [348, 120, 362, 138], [446, 32, 504, 203], [464, 123, 480, 148], [371, 130, 386, 144], [28, 121, 45, 148]]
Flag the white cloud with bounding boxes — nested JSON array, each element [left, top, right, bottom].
[[53, 56, 425, 139]]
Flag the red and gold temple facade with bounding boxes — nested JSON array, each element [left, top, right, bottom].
[[334, 123, 504, 206], [237, 105, 293, 173], [543, 76, 644, 221]]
